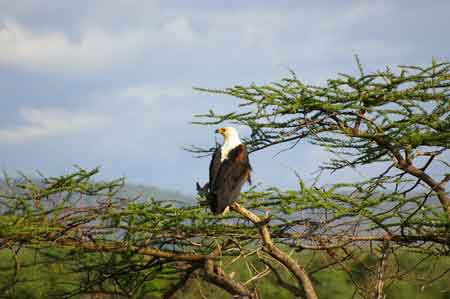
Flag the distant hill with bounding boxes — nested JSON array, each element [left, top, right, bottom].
[[117, 183, 195, 205], [0, 178, 196, 206]]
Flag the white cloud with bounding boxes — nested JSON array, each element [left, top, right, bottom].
[[0, 17, 198, 73], [0, 107, 110, 142], [0, 21, 147, 72]]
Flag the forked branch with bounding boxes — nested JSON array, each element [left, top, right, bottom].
[[230, 202, 318, 299]]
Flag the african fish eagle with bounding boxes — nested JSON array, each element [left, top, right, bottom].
[[208, 127, 252, 214]]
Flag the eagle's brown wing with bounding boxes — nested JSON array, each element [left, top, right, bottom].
[[209, 146, 222, 191]]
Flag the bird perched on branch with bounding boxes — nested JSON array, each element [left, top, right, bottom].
[[205, 127, 252, 215]]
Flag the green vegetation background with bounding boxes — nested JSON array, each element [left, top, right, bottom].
[[1, 184, 449, 299], [1, 247, 449, 299]]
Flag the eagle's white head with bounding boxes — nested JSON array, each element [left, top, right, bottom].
[[215, 127, 242, 161]]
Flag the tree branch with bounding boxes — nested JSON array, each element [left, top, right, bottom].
[[230, 202, 318, 299]]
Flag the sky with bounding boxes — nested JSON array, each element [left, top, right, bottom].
[[0, 1, 449, 194]]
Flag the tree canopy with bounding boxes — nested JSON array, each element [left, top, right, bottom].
[[1, 59, 449, 299]]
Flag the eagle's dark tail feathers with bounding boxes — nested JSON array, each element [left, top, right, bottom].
[[196, 182, 220, 214]]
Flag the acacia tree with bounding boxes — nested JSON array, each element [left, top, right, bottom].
[[193, 58, 450, 297], [0, 59, 449, 299]]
